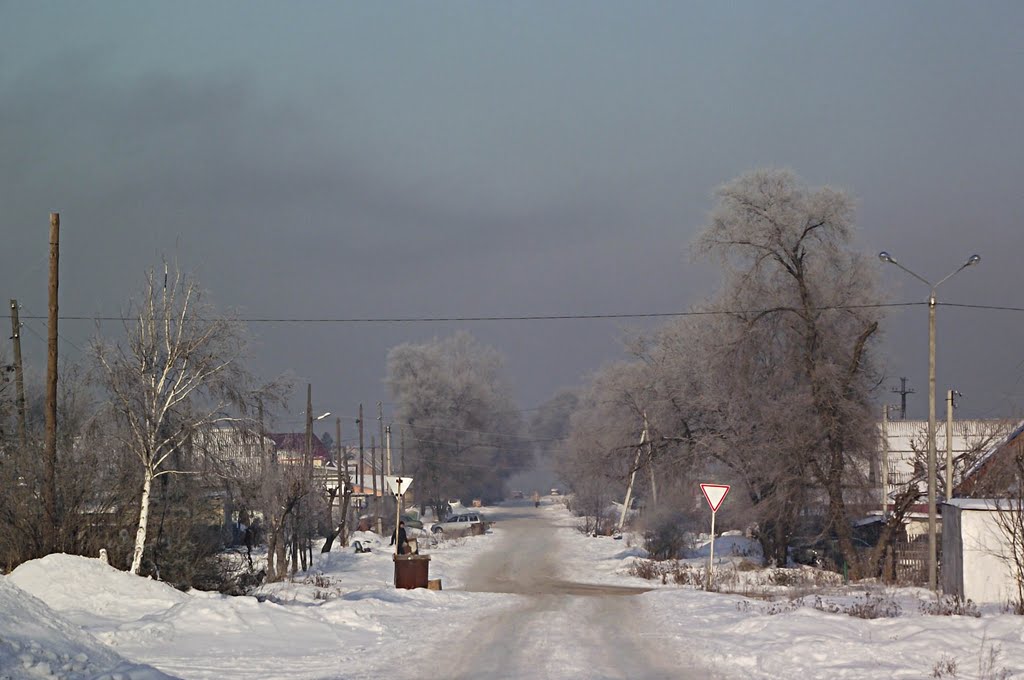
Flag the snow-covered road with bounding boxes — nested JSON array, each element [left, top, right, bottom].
[[415, 505, 707, 679]]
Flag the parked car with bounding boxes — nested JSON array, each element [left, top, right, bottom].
[[431, 512, 485, 534], [550, 488, 561, 496]]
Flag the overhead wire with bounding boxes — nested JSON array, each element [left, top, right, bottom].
[[17, 304, 89, 357], [17, 300, 932, 324]]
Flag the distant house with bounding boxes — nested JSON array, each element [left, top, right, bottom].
[[310, 448, 394, 514], [856, 418, 1022, 583], [878, 419, 1016, 512], [955, 420, 1024, 497], [266, 432, 331, 467], [192, 426, 277, 479]]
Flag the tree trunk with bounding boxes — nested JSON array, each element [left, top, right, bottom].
[[755, 516, 791, 568], [865, 485, 920, 579], [266, 526, 280, 581], [130, 468, 154, 575], [321, 488, 340, 552], [277, 538, 288, 579], [826, 477, 861, 579], [339, 490, 352, 547]]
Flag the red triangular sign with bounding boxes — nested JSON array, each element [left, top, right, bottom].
[[700, 483, 730, 513]]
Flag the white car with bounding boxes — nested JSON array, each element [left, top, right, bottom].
[[431, 512, 485, 534]]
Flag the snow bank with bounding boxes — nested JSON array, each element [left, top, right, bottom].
[[0, 576, 176, 680], [10, 554, 189, 626]]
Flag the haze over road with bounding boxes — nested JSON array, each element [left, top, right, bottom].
[[417, 504, 717, 680]]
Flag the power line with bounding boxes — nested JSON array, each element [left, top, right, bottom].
[[16, 301, 929, 324], [941, 302, 1024, 313], [19, 306, 88, 356]]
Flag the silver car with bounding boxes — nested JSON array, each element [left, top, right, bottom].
[[431, 512, 485, 534]]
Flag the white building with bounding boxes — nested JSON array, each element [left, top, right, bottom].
[[878, 419, 1016, 514], [942, 499, 1022, 604]]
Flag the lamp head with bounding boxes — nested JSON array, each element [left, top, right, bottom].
[[966, 254, 981, 267], [878, 251, 893, 264]]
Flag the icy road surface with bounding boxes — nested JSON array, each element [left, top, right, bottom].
[[413, 504, 713, 680]]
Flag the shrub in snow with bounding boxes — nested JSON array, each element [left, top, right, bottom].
[[642, 511, 691, 560], [819, 592, 902, 619], [931, 654, 958, 678], [919, 595, 981, 618], [627, 559, 660, 580]]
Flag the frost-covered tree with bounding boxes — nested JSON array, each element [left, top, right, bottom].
[[563, 170, 884, 573], [691, 169, 883, 574], [386, 332, 526, 513]]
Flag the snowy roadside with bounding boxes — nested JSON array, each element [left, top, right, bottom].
[[2, 501, 1023, 679], [546, 501, 1024, 679]]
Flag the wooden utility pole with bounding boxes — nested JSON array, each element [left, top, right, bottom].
[[400, 425, 405, 476], [338, 416, 352, 545], [43, 212, 60, 553], [881, 404, 890, 515], [302, 384, 314, 569], [371, 436, 381, 534], [386, 424, 396, 522], [336, 418, 343, 507], [304, 383, 313, 469], [258, 397, 268, 468], [617, 418, 649, 533], [646, 414, 657, 509], [377, 401, 386, 507], [357, 404, 364, 491], [9, 299, 27, 449]]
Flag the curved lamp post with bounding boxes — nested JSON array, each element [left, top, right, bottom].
[[878, 251, 980, 591]]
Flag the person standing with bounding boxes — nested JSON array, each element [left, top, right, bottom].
[[391, 521, 409, 554]]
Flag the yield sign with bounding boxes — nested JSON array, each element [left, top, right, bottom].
[[384, 475, 413, 497], [700, 483, 730, 513]]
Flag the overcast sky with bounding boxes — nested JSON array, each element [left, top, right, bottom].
[[2, 2, 1022, 434]]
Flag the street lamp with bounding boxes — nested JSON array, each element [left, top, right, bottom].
[[878, 251, 980, 591]]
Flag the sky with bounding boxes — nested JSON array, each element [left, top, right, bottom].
[[2, 2, 1023, 433], [4, 504, 1024, 678]]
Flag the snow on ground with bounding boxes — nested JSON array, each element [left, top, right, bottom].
[[0, 572, 175, 680], [2, 499, 1023, 679]]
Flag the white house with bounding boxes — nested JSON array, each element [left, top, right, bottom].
[[878, 419, 1014, 506], [942, 498, 1022, 604]]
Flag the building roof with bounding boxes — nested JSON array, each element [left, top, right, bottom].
[[945, 498, 1017, 511], [880, 419, 1018, 490], [960, 420, 1024, 480], [879, 419, 1012, 457], [266, 432, 330, 461]]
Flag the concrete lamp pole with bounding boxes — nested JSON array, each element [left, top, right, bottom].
[[878, 251, 980, 591], [946, 389, 961, 502]]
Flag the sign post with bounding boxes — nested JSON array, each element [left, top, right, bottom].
[[384, 475, 413, 556], [699, 483, 730, 590]]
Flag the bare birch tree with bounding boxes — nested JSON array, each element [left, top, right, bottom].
[[92, 266, 252, 575]]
